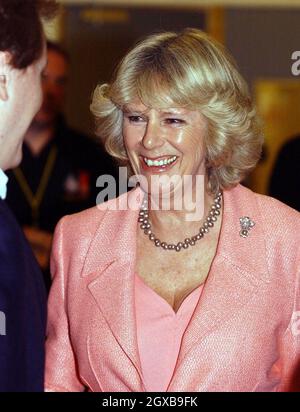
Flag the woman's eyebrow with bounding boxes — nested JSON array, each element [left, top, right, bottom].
[[159, 108, 188, 115], [160, 111, 181, 116], [123, 106, 145, 114]]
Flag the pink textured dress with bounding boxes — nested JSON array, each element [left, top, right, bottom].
[[135, 273, 204, 392]]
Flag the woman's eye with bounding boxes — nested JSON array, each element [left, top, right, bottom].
[[164, 118, 185, 125], [127, 115, 144, 123]]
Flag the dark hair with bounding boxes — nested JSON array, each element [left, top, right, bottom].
[[0, 0, 57, 69], [47, 40, 70, 63]]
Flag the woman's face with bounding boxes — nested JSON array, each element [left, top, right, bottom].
[[122, 100, 208, 199]]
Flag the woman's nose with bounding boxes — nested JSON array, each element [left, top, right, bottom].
[[141, 121, 164, 150]]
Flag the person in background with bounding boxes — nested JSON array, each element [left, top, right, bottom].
[[269, 135, 300, 212], [6, 41, 118, 290], [0, 0, 56, 392]]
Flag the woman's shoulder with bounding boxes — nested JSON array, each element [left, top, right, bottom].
[[229, 185, 300, 277], [253, 189, 300, 225], [55, 188, 138, 239], [51, 188, 140, 273], [234, 184, 300, 236]]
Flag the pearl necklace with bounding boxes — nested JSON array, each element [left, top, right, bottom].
[[138, 192, 222, 252]]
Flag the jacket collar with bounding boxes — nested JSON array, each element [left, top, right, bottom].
[[82, 184, 268, 279], [168, 184, 270, 390], [82, 187, 145, 391], [81, 187, 144, 277]]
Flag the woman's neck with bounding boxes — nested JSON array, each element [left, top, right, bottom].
[[146, 189, 216, 243]]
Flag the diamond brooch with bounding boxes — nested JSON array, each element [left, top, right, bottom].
[[239, 216, 255, 238]]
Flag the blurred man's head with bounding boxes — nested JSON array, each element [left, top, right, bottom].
[[34, 41, 69, 128], [0, 0, 57, 170]]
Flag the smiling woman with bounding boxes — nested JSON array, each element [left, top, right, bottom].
[[91, 28, 262, 196], [45, 28, 300, 392]]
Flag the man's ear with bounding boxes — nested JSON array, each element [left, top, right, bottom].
[[0, 51, 11, 102], [0, 75, 8, 101]]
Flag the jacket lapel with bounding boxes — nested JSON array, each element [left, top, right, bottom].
[[81, 187, 145, 390], [169, 185, 270, 390]]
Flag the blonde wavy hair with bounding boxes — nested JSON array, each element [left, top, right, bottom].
[[90, 28, 263, 194]]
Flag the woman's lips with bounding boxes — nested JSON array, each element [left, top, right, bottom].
[[140, 155, 179, 173]]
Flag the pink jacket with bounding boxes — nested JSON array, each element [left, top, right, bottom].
[[45, 184, 300, 392]]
